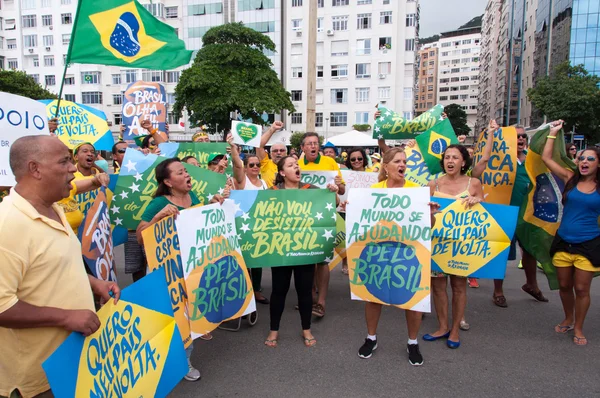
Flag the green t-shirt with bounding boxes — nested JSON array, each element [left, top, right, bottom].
[[141, 191, 201, 222], [510, 151, 530, 207]]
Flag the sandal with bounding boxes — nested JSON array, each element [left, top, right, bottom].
[[460, 320, 470, 331], [554, 324, 574, 334], [302, 336, 317, 347], [264, 339, 278, 348], [312, 304, 325, 318], [493, 295, 508, 308], [522, 284, 549, 303], [574, 336, 588, 346], [199, 332, 213, 341]]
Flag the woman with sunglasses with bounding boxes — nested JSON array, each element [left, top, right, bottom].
[[228, 134, 270, 305], [344, 147, 373, 172], [543, 120, 600, 346], [567, 143, 578, 160]]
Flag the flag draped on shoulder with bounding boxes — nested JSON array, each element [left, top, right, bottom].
[[415, 118, 459, 175], [68, 0, 193, 69], [515, 124, 576, 290]]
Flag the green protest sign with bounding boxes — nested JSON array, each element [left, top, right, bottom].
[[159, 142, 233, 176], [111, 149, 227, 230], [373, 104, 444, 140], [231, 120, 262, 147], [228, 190, 337, 267]]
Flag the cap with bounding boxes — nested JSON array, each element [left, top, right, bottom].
[[207, 153, 225, 163], [73, 142, 95, 156], [371, 153, 382, 160]]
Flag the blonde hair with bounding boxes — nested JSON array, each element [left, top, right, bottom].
[[378, 147, 406, 182]]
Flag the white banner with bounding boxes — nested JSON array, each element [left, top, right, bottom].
[[339, 170, 380, 203], [300, 171, 338, 188]]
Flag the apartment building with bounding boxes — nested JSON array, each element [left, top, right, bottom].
[[284, 0, 419, 138], [414, 43, 438, 117]]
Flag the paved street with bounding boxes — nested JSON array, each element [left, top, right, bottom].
[[114, 248, 600, 398]]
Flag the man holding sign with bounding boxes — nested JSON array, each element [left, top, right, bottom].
[[257, 121, 286, 187]]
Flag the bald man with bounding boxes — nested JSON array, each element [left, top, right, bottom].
[[257, 121, 286, 187], [0, 136, 120, 398]]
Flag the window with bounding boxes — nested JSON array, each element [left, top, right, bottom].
[[379, 37, 391, 49], [451, 77, 460, 82], [64, 76, 75, 85], [45, 75, 56, 86], [317, 17, 324, 32], [462, 48, 471, 54], [317, 0, 324, 7], [142, 70, 163, 82], [81, 92, 102, 105], [24, 35, 37, 48], [357, 0, 372, 3], [21, 0, 35, 10], [7, 59, 18, 69], [451, 68, 460, 73], [291, 43, 303, 55], [317, 66, 323, 78], [315, 113, 323, 127], [331, 64, 348, 78], [441, 51, 449, 56], [330, 40, 349, 56], [460, 76, 470, 81], [332, 0, 349, 5], [459, 85, 469, 90], [291, 90, 303, 101], [380, 11, 392, 24], [332, 16, 348, 31], [124, 69, 137, 83], [440, 78, 449, 83], [357, 13, 371, 29], [166, 71, 180, 83], [356, 88, 369, 103], [378, 62, 391, 75], [462, 39, 471, 45], [330, 112, 347, 127], [440, 87, 450, 92], [355, 112, 369, 124], [112, 74, 122, 85], [64, 94, 76, 102], [460, 94, 468, 100], [0, 37, 4, 50], [22, 15, 36, 28], [167, 112, 178, 125], [292, 67, 303, 78], [356, 63, 371, 79], [404, 87, 412, 100], [143, 3, 165, 17], [450, 86, 459, 91], [292, 0, 302, 6], [167, 93, 176, 104], [331, 88, 348, 104], [63, 54, 67, 65], [383, 0, 390, 4], [43, 55, 54, 66], [441, 42, 452, 48], [43, 35, 53, 46], [292, 19, 302, 30], [405, 39, 415, 52], [450, 95, 459, 100], [41, 0, 51, 6], [5, 19, 16, 31], [439, 96, 448, 101], [7, 39, 17, 49], [291, 112, 303, 124], [356, 39, 371, 55], [406, 13, 416, 27], [81, 71, 101, 84], [62, 34, 71, 45], [113, 94, 123, 105], [28, 74, 39, 84], [61, 0, 72, 4], [61, 13, 72, 25], [166, 6, 178, 18], [316, 90, 324, 104], [114, 114, 122, 126], [379, 86, 391, 99], [32, 57, 39, 67]]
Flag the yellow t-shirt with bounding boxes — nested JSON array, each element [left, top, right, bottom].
[[56, 181, 83, 233], [260, 153, 279, 188], [0, 191, 95, 398], [299, 154, 345, 184], [371, 179, 419, 188]]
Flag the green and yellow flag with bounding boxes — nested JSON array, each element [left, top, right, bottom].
[[415, 118, 458, 175], [68, 0, 192, 69], [515, 124, 576, 290], [373, 104, 444, 140]]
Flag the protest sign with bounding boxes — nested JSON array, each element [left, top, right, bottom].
[[404, 144, 443, 187], [373, 104, 444, 140], [43, 268, 188, 398], [300, 171, 338, 188], [159, 142, 233, 176], [0, 92, 49, 186], [473, 127, 517, 205], [329, 213, 347, 271], [431, 198, 518, 279], [78, 186, 117, 282], [339, 170, 380, 202], [122, 81, 167, 141], [111, 149, 227, 230], [346, 188, 432, 311], [143, 215, 192, 348], [40, 99, 113, 150], [231, 120, 262, 147], [177, 201, 256, 338], [229, 190, 337, 268]]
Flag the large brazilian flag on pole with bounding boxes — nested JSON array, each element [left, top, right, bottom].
[[67, 0, 193, 69]]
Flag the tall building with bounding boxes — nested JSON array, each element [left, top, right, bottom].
[[436, 27, 481, 132], [414, 43, 438, 117], [519, 0, 538, 128], [284, 0, 419, 138], [570, 0, 600, 78]]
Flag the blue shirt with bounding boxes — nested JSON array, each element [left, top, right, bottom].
[[557, 187, 600, 243]]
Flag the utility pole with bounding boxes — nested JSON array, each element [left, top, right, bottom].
[[305, 0, 317, 134]]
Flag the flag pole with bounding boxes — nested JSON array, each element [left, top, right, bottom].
[[54, 0, 84, 118]]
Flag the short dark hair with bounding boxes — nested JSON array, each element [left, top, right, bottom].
[[154, 158, 181, 198], [345, 147, 368, 170], [111, 141, 127, 154], [181, 155, 197, 163], [301, 132, 320, 146], [439, 144, 472, 174]]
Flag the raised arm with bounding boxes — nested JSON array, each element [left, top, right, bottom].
[[227, 133, 245, 189], [542, 120, 574, 183], [471, 119, 497, 179], [257, 121, 284, 161], [141, 119, 168, 144], [73, 173, 109, 194]]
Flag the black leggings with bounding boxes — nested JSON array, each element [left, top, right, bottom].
[[251, 268, 262, 292], [270, 264, 315, 331]]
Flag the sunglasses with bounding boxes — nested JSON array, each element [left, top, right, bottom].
[[517, 134, 528, 139], [117, 148, 127, 154], [569, 147, 577, 151], [579, 156, 597, 162], [248, 163, 260, 168], [350, 157, 363, 162], [272, 149, 286, 153]]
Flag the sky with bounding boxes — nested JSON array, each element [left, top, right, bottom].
[[419, 0, 487, 38]]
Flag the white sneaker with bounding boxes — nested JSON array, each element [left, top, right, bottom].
[[184, 359, 201, 382]]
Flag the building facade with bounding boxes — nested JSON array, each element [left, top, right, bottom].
[[414, 43, 438, 117]]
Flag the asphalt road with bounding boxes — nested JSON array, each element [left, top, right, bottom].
[[113, 247, 600, 398]]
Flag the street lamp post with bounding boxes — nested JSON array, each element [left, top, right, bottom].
[[325, 117, 329, 139]]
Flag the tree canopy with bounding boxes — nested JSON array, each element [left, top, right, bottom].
[[528, 62, 600, 141], [174, 23, 295, 132], [0, 70, 57, 100], [443, 103, 471, 135]]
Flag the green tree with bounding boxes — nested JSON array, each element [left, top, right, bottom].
[[444, 103, 471, 136], [0, 70, 57, 100], [174, 23, 294, 132], [528, 62, 600, 141]]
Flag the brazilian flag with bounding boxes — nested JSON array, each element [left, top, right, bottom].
[[68, 0, 192, 69], [414, 118, 458, 175], [515, 125, 575, 290]]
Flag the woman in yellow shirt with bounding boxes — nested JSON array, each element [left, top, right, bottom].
[[344, 147, 374, 173], [57, 173, 110, 233]]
